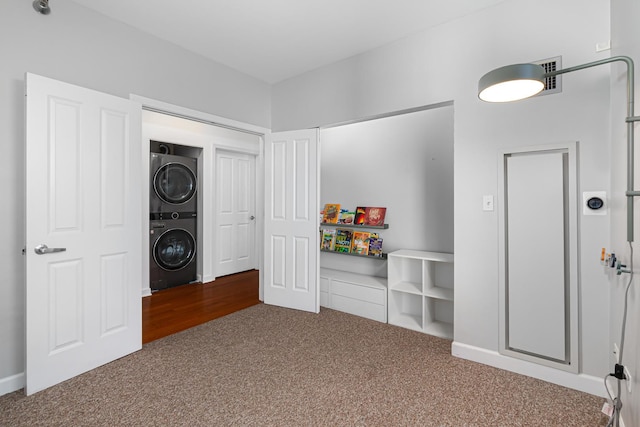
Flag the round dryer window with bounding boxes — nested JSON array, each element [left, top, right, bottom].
[[153, 228, 196, 271], [153, 162, 197, 205]]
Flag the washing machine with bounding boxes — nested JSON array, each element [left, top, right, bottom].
[[150, 217, 197, 291], [150, 152, 198, 214]]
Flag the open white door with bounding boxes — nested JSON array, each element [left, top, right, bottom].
[[25, 73, 142, 394], [264, 129, 319, 313], [216, 150, 257, 276]]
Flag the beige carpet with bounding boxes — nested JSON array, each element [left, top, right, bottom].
[[0, 304, 607, 426]]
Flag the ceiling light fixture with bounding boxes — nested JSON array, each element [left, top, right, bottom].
[[479, 56, 640, 242], [32, 0, 51, 15]]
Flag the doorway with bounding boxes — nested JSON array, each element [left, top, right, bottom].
[[140, 108, 263, 293]]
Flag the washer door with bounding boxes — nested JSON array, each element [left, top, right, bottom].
[[153, 228, 196, 271], [153, 162, 197, 205]]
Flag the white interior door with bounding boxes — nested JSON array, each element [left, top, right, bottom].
[[25, 73, 142, 395], [216, 150, 256, 277], [264, 129, 319, 313]]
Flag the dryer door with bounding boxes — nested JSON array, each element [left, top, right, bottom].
[[153, 228, 196, 271], [153, 162, 197, 205]]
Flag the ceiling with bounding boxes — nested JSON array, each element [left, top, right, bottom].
[[70, 0, 509, 84]]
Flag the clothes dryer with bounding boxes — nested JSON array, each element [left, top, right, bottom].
[[149, 217, 197, 291], [150, 152, 197, 214]]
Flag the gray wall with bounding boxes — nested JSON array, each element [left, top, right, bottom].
[[0, 0, 270, 388], [610, 0, 640, 424], [320, 106, 454, 278], [273, 0, 612, 383]]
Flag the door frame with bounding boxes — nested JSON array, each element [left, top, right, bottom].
[[131, 95, 268, 297]]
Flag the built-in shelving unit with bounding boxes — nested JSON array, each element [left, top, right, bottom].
[[387, 250, 454, 339]]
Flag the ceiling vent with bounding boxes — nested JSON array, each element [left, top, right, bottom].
[[533, 56, 562, 96]]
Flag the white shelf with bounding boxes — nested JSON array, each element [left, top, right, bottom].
[[424, 321, 454, 340], [423, 286, 453, 301], [389, 280, 422, 295], [388, 312, 422, 332], [387, 249, 454, 339]]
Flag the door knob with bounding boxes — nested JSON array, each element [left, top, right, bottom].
[[34, 244, 66, 255], [250, 215, 256, 220]]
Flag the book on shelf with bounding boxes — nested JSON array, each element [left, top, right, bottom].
[[321, 203, 341, 224], [333, 229, 353, 253], [320, 229, 336, 251], [364, 207, 386, 226], [351, 231, 370, 255], [338, 211, 355, 224], [354, 206, 367, 225], [368, 233, 384, 257]]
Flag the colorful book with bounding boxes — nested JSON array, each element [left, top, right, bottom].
[[333, 229, 353, 253], [338, 211, 355, 224], [351, 231, 370, 255], [364, 207, 386, 226], [321, 203, 341, 224], [320, 229, 336, 251], [354, 206, 367, 225], [368, 233, 384, 257]]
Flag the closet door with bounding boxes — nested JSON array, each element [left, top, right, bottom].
[[498, 143, 578, 372], [263, 129, 319, 313], [25, 73, 142, 394]]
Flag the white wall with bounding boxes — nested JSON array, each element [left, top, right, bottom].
[[273, 0, 612, 393], [320, 105, 454, 278], [0, 0, 269, 394], [610, 0, 640, 424]]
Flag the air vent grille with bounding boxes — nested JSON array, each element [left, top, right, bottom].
[[533, 56, 562, 96]]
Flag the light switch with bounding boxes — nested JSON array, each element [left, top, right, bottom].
[[483, 195, 494, 211]]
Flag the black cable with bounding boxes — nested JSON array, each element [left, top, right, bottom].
[[606, 241, 634, 427]]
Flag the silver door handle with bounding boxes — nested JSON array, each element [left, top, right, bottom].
[[34, 244, 66, 255]]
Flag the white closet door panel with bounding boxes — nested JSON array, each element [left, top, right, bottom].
[[215, 151, 256, 277], [264, 129, 319, 313], [26, 73, 142, 395]]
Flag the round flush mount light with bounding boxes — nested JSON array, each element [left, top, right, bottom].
[[478, 63, 546, 102]]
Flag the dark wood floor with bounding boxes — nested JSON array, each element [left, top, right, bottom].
[[142, 269, 260, 344]]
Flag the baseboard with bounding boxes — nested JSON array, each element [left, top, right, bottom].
[[0, 373, 24, 397], [452, 341, 606, 397], [141, 287, 152, 298]]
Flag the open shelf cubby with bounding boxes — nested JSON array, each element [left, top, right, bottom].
[[387, 250, 454, 339]]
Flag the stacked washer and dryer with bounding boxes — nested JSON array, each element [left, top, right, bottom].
[[149, 141, 200, 291]]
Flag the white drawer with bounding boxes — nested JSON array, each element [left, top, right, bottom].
[[332, 280, 386, 305]]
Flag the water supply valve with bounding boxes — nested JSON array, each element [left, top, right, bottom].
[[616, 262, 631, 275]]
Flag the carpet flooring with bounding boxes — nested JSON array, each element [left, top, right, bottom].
[[0, 304, 608, 426]]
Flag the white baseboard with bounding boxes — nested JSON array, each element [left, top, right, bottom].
[[452, 341, 606, 397], [0, 373, 24, 397], [141, 287, 152, 298]]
